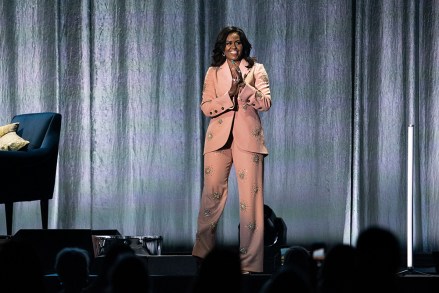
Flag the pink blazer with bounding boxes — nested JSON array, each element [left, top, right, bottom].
[[201, 59, 271, 155]]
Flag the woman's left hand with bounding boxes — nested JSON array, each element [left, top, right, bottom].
[[230, 61, 243, 83]]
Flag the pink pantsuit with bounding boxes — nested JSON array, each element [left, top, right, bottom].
[[192, 59, 271, 272]]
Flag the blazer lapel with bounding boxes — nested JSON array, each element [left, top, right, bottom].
[[239, 59, 250, 80]]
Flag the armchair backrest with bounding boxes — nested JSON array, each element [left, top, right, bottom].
[[12, 112, 61, 151], [0, 112, 62, 234], [0, 112, 62, 202]]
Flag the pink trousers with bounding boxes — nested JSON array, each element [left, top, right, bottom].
[[192, 140, 265, 272]]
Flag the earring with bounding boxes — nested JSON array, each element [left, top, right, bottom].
[[222, 52, 225, 56]]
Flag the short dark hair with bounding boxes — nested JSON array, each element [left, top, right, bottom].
[[211, 26, 255, 68]]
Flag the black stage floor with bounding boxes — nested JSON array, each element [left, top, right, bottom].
[[3, 230, 439, 293], [41, 254, 439, 293]]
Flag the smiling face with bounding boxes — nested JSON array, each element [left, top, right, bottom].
[[224, 32, 242, 61]]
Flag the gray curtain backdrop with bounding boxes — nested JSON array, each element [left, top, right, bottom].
[[0, 0, 438, 253]]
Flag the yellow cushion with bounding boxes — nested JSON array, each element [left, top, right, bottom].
[[0, 132, 30, 151], [0, 122, 19, 137]]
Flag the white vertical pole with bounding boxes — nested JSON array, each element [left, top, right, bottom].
[[407, 125, 414, 269]]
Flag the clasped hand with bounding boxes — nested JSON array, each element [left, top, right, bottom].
[[228, 61, 244, 97]]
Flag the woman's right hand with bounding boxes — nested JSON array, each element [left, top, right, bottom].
[[228, 63, 244, 97]]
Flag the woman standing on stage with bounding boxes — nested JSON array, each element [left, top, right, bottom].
[[192, 26, 272, 273]]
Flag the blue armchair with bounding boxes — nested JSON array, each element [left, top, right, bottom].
[[0, 112, 61, 235]]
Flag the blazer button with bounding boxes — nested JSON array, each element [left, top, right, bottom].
[[214, 110, 218, 113], [210, 112, 212, 115], [221, 107, 224, 110]]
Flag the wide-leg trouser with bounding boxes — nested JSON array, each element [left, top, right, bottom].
[[192, 140, 265, 272]]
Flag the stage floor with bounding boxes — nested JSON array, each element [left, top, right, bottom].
[[41, 254, 439, 293], [6, 229, 439, 292]]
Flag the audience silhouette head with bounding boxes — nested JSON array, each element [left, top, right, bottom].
[[354, 225, 401, 292], [356, 225, 401, 275], [108, 253, 150, 293], [55, 247, 91, 293], [260, 265, 313, 293], [317, 243, 355, 293], [192, 247, 242, 293], [84, 242, 135, 293], [282, 245, 317, 290]]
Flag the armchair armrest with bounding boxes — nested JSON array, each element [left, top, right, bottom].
[[0, 148, 55, 164]]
